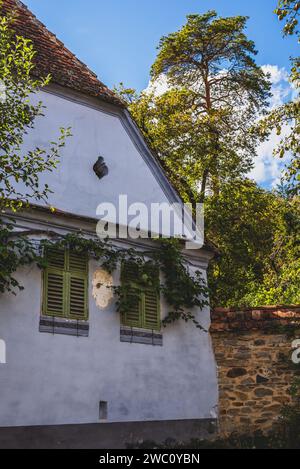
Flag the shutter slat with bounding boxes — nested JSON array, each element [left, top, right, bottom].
[[144, 289, 160, 331], [43, 249, 88, 320], [123, 288, 141, 327], [121, 261, 160, 330], [69, 275, 87, 320], [122, 262, 139, 283], [143, 263, 159, 279], [69, 251, 88, 273], [44, 271, 65, 317], [121, 261, 141, 327], [46, 248, 65, 269]]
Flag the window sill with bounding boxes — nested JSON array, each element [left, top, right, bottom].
[[120, 326, 163, 346], [39, 316, 89, 337]]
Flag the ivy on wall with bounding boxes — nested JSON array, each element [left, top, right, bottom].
[[1, 227, 209, 330], [0, 220, 37, 293]]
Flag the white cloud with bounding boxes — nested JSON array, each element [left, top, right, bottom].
[[261, 65, 292, 110], [249, 65, 295, 188], [145, 65, 295, 189], [0, 79, 6, 104], [261, 64, 289, 85], [249, 123, 292, 187], [145, 74, 169, 96]]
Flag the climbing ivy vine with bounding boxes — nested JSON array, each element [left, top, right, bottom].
[[0, 220, 37, 293], [1, 230, 209, 330]]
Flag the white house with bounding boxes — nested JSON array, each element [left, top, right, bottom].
[[0, 0, 218, 448]]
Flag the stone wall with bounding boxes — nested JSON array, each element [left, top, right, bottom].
[[211, 306, 300, 435]]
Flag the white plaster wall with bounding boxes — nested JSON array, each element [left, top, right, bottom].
[[0, 88, 217, 426], [0, 261, 218, 427], [20, 90, 171, 219]]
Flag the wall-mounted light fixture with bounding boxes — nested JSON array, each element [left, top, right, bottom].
[[93, 156, 109, 180]]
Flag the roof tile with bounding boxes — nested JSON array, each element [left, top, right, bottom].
[[1, 0, 124, 107]]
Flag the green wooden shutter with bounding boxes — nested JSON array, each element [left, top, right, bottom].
[[123, 288, 142, 327], [142, 264, 160, 331], [143, 288, 160, 331], [43, 248, 66, 317], [68, 251, 88, 274], [69, 275, 88, 320], [44, 271, 66, 317], [43, 248, 88, 320], [121, 262, 142, 328], [121, 261, 160, 331], [68, 251, 88, 320], [121, 261, 139, 284], [47, 248, 66, 269]]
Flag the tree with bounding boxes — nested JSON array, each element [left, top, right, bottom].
[[120, 12, 271, 202], [0, 6, 70, 292], [259, 100, 299, 196], [245, 195, 300, 306], [117, 84, 211, 203], [275, 0, 300, 37], [0, 7, 70, 212], [206, 180, 279, 306], [117, 10, 299, 308], [206, 179, 300, 307], [259, 1, 300, 196]]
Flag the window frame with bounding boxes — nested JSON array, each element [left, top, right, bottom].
[[42, 248, 89, 321], [121, 261, 161, 331]]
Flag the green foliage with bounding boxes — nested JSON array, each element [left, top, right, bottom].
[[279, 366, 300, 448], [0, 220, 38, 293], [258, 100, 299, 197], [117, 9, 299, 309], [0, 6, 71, 211], [0, 5, 71, 292], [126, 430, 300, 449], [117, 85, 202, 203], [0, 6, 208, 329], [118, 11, 271, 202], [275, 0, 300, 37], [258, 1, 300, 197], [2, 4, 298, 316], [38, 234, 209, 329], [207, 3, 300, 306], [38, 233, 122, 273], [153, 239, 209, 329], [207, 179, 300, 307], [206, 179, 278, 306], [0, 231, 210, 328]]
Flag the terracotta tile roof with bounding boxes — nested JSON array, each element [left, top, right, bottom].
[[1, 0, 124, 107]]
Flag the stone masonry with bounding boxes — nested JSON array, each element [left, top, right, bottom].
[[210, 306, 300, 435]]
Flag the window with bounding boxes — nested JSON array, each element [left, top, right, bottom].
[[42, 248, 88, 320], [121, 261, 160, 331]]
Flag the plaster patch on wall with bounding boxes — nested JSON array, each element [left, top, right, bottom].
[[92, 269, 113, 309]]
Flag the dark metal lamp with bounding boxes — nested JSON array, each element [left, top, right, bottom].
[[93, 156, 109, 180]]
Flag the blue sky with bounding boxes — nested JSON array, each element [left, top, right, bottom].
[[22, 0, 297, 188], [23, 0, 296, 91]]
